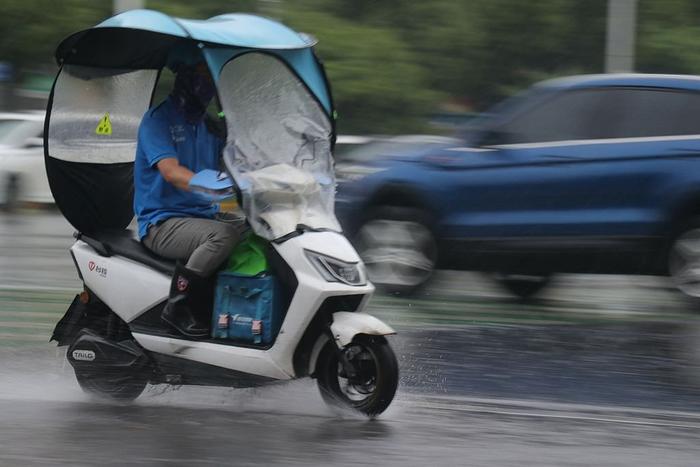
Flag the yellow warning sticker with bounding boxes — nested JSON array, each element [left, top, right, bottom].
[[95, 112, 112, 136]]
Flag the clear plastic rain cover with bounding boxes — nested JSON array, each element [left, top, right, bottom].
[[48, 65, 158, 163], [219, 53, 340, 240]]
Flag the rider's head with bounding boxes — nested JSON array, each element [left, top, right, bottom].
[[167, 45, 216, 122]]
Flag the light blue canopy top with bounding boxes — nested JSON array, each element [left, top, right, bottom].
[[55, 9, 332, 113], [95, 9, 317, 49]]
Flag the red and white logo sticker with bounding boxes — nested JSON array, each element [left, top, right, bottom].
[[87, 261, 107, 277]]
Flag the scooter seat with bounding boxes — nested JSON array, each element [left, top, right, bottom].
[[78, 229, 177, 275]]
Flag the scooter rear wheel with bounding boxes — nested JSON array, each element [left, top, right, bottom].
[[315, 335, 398, 417]]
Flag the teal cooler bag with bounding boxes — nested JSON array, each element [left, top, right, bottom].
[[212, 272, 283, 345]]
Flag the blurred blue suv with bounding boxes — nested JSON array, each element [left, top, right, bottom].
[[336, 74, 700, 299]]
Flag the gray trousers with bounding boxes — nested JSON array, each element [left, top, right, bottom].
[[143, 215, 246, 277]]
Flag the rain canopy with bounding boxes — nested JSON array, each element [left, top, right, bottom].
[[45, 9, 338, 240]]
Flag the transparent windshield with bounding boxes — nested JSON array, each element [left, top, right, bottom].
[[218, 52, 339, 240], [48, 65, 158, 164]]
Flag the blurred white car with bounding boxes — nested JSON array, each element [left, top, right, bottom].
[[0, 112, 51, 208]]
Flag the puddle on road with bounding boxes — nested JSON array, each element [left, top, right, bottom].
[[0, 344, 370, 420]]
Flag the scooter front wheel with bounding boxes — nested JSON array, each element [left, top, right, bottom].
[[315, 335, 398, 417]]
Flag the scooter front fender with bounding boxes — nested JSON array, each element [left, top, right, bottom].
[[330, 311, 395, 346], [308, 311, 396, 375]]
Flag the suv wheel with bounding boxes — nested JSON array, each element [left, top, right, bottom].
[[354, 207, 437, 295], [669, 219, 700, 298]]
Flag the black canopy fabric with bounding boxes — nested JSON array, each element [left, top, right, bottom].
[[45, 158, 135, 235], [56, 28, 186, 69]]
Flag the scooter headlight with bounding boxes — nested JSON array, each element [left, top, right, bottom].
[[305, 250, 367, 286]]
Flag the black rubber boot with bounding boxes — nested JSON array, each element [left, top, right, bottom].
[[162, 264, 210, 338]]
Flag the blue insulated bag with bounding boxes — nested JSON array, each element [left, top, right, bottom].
[[212, 272, 284, 345]]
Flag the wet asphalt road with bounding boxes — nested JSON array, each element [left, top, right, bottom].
[[2, 211, 700, 466]]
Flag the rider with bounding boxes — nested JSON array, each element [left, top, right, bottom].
[[134, 45, 242, 338]]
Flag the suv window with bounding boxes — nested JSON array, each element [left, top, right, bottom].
[[497, 89, 607, 144], [608, 88, 700, 138], [496, 86, 700, 145]]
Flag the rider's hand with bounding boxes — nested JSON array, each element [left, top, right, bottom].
[[188, 170, 234, 203]]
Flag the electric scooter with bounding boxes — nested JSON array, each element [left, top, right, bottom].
[[46, 9, 399, 417]]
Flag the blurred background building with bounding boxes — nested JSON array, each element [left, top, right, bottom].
[[7, 0, 700, 135]]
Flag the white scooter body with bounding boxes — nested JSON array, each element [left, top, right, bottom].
[[71, 230, 393, 380]]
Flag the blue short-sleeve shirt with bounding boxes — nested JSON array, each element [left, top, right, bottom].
[[134, 97, 221, 239]]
